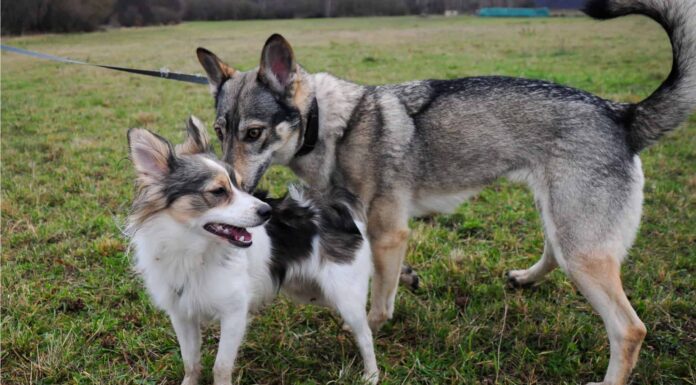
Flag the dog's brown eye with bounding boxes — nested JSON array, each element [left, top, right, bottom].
[[210, 187, 227, 196], [245, 127, 262, 141]]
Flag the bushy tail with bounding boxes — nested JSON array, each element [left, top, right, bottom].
[[584, 0, 696, 152]]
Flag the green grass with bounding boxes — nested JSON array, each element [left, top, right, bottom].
[[2, 15, 695, 385]]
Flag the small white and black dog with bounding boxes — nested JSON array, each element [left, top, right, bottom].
[[125, 116, 378, 385]]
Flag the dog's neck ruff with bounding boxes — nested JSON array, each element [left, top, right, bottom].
[[294, 98, 319, 157]]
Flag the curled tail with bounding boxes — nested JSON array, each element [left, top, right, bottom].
[[584, 0, 696, 152]]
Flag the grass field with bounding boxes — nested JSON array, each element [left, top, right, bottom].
[[2, 14, 695, 385]]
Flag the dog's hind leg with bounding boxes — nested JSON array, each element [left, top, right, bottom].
[[367, 196, 410, 332], [567, 254, 646, 385], [506, 239, 557, 288], [332, 291, 379, 384], [506, 193, 558, 288], [544, 157, 646, 385], [169, 313, 202, 385]]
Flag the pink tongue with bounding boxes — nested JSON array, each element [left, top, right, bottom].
[[229, 227, 251, 242]]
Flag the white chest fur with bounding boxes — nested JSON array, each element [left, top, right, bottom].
[[131, 215, 259, 319]]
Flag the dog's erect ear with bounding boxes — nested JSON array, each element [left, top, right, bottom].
[[258, 34, 296, 95], [196, 47, 236, 96], [177, 115, 211, 155], [128, 128, 176, 179]]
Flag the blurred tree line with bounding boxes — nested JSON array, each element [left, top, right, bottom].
[[2, 0, 537, 35]]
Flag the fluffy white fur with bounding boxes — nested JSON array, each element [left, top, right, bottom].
[[130, 187, 378, 385]]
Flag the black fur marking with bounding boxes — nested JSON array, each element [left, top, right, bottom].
[[220, 162, 242, 189], [186, 119, 207, 153], [420, 76, 630, 138], [163, 158, 215, 206], [214, 78, 230, 109], [340, 92, 368, 143], [295, 98, 319, 157], [226, 93, 242, 140], [271, 99, 301, 128], [217, 79, 245, 143], [246, 158, 271, 193], [374, 94, 386, 140], [258, 187, 364, 286], [427, 76, 612, 105], [583, 0, 618, 19], [317, 189, 363, 264], [622, 104, 642, 153], [257, 191, 318, 287]]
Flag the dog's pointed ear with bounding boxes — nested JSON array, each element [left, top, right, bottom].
[[196, 47, 236, 96], [258, 34, 296, 95], [177, 115, 211, 155], [128, 128, 176, 179]]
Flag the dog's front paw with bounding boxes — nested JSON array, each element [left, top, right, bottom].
[[362, 369, 379, 385], [342, 322, 353, 333], [213, 366, 232, 385], [181, 374, 200, 385]]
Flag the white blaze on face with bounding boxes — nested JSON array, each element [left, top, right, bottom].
[[271, 120, 300, 164], [202, 158, 233, 186], [198, 158, 267, 229]]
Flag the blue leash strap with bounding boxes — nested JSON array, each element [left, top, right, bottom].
[[1, 44, 209, 85]]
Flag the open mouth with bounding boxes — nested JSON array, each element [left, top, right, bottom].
[[203, 223, 252, 248]]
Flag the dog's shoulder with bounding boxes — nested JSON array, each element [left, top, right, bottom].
[[378, 80, 435, 116]]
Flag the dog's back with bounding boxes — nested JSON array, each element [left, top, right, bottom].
[[253, 186, 378, 383], [254, 186, 371, 306]]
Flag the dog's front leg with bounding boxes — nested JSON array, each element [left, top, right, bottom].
[[169, 313, 202, 385], [367, 196, 410, 332], [213, 307, 248, 385]]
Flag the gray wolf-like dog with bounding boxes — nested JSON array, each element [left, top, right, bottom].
[[195, 0, 695, 383]]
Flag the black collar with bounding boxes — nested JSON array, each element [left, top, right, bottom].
[[294, 98, 319, 157]]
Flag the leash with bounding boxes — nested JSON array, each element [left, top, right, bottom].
[[3, 44, 322, 156], [1, 44, 208, 85]]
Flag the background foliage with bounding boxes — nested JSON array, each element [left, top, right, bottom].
[[1, 0, 542, 34]]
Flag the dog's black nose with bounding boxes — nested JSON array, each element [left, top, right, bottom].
[[257, 204, 272, 220]]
